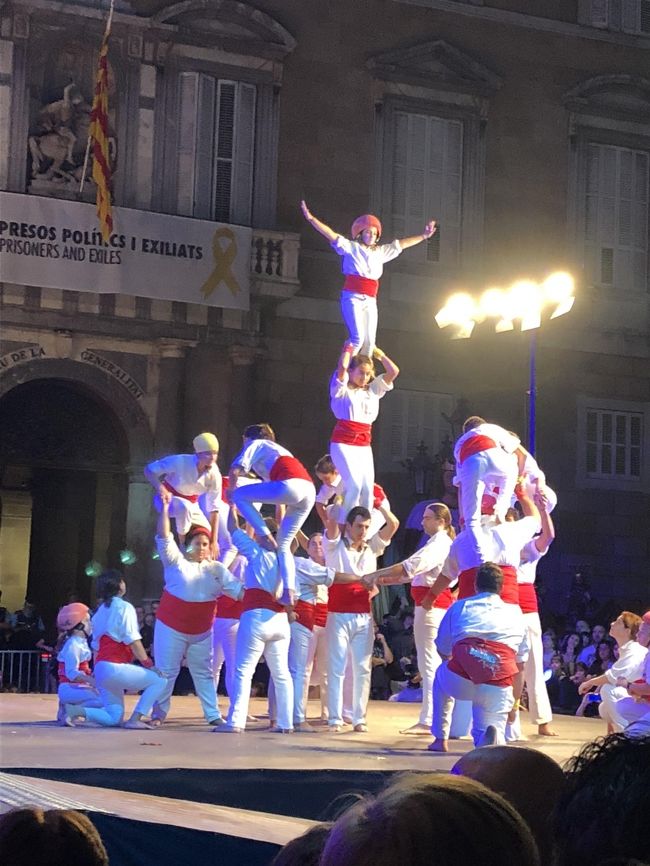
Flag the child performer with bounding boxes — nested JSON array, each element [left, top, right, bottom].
[[363, 503, 456, 735], [55, 603, 103, 724], [150, 491, 242, 727], [301, 200, 436, 356], [314, 453, 391, 537], [329, 343, 399, 523], [144, 433, 223, 559], [229, 424, 315, 604], [65, 571, 166, 729]]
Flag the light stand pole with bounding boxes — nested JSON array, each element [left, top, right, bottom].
[[528, 330, 537, 456]]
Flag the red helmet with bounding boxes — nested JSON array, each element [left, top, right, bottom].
[[57, 603, 90, 631], [351, 214, 382, 241]]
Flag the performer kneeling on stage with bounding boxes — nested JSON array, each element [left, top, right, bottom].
[[65, 571, 166, 729], [429, 563, 529, 751], [55, 603, 103, 724], [151, 490, 243, 727]]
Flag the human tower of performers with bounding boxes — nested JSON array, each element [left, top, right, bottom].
[[54, 201, 600, 749]]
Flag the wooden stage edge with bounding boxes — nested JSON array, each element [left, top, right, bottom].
[[0, 694, 604, 847]]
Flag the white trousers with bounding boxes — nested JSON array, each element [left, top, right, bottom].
[[83, 661, 167, 727], [152, 619, 220, 722], [326, 612, 373, 727], [330, 442, 374, 516], [432, 663, 514, 746], [228, 608, 293, 730], [288, 620, 314, 724], [413, 605, 445, 727], [340, 291, 378, 356], [306, 624, 329, 718], [599, 685, 650, 732], [154, 494, 210, 537], [57, 683, 104, 710], [212, 616, 239, 702], [458, 449, 518, 530], [522, 611, 553, 725], [231, 479, 315, 596]]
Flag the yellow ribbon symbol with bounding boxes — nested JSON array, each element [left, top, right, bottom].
[[200, 227, 241, 299]]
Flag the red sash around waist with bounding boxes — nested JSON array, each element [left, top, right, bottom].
[[269, 455, 313, 483], [331, 419, 372, 447], [156, 589, 217, 634], [215, 594, 243, 619], [448, 637, 518, 687], [517, 582, 538, 614], [241, 588, 284, 614], [96, 635, 133, 665], [411, 585, 453, 609], [342, 274, 379, 297], [314, 602, 328, 628], [327, 583, 371, 614], [58, 660, 92, 685], [458, 565, 519, 605], [458, 435, 497, 466], [163, 480, 199, 504], [294, 600, 316, 631]]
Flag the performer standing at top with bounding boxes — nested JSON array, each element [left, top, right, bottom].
[[229, 423, 315, 604], [150, 490, 242, 727], [301, 200, 436, 356], [144, 433, 223, 560], [329, 342, 399, 523]]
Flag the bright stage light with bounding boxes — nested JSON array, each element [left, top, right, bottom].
[[542, 271, 574, 302], [495, 318, 514, 333], [434, 292, 477, 329], [478, 287, 506, 319], [451, 320, 476, 339], [506, 280, 542, 321]]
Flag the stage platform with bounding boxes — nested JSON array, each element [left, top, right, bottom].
[[0, 694, 604, 865]]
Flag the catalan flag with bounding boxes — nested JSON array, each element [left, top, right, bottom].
[[89, 1, 114, 242]]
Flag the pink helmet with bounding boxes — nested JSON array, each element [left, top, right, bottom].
[[57, 602, 90, 632], [350, 214, 382, 241]]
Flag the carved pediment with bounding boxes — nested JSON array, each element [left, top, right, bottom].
[[564, 75, 650, 120], [367, 40, 502, 96], [151, 0, 296, 55]]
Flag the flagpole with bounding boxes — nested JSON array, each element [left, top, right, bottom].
[[79, 0, 115, 195]]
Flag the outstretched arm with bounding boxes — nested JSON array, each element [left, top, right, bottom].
[[301, 200, 339, 244], [373, 348, 399, 384], [157, 488, 172, 538], [397, 220, 437, 250], [378, 502, 399, 543], [534, 490, 555, 554]]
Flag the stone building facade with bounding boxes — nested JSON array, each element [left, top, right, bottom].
[[0, 0, 648, 620]]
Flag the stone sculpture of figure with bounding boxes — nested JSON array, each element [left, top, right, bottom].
[[28, 82, 90, 182]]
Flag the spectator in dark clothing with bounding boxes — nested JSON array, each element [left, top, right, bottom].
[[389, 613, 416, 660], [371, 623, 394, 700], [8, 601, 45, 650]]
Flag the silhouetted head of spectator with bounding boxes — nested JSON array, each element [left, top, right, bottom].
[[554, 734, 650, 866], [0, 808, 108, 866], [269, 822, 332, 866], [452, 745, 565, 865], [320, 773, 540, 866]]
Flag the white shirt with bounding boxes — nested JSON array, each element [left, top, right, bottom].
[[232, 528, 282, 598], [57, 633, 92, 681], [91, 596, 141, 650], [517, 539, 545, 585], [605, 640, 648, 686], [402, 529, 453, 588], [436, 592, 529, 662], [295, 557, 335, 604], [156, 534, 241, 602], [454, 423, 520, 465], [323, 531, 388, 577], [443, 518, 541, 578], [232, 439, 293, 482], [330, 372, 393, 424], [147, 454, 222, 513], [316, 474, 343, 505], [332, 236, 402, 280]]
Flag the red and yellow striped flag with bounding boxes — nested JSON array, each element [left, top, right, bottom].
[[89, 3, 114, 242]]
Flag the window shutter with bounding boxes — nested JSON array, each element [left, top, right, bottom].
[[622, 0, 640, 31], [230, 82, 256, 226], [214, 81, 236, 222], [387, 390, 406, 461], [590, 0, 609, 26], [192, 74, 216, 220], [176, 72, 199, 216], [641, 0, 650, 32]]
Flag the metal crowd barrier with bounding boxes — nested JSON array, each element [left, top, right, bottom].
[[0, 650, 54, 693]]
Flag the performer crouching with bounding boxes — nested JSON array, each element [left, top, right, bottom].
[[429, 563, 529, 751], [216, 510, 293, 733], [324, 502, 399, 732], [55, 603, 103, 724], [65, 571, 166, 729], [151, 490, 242, 727]]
